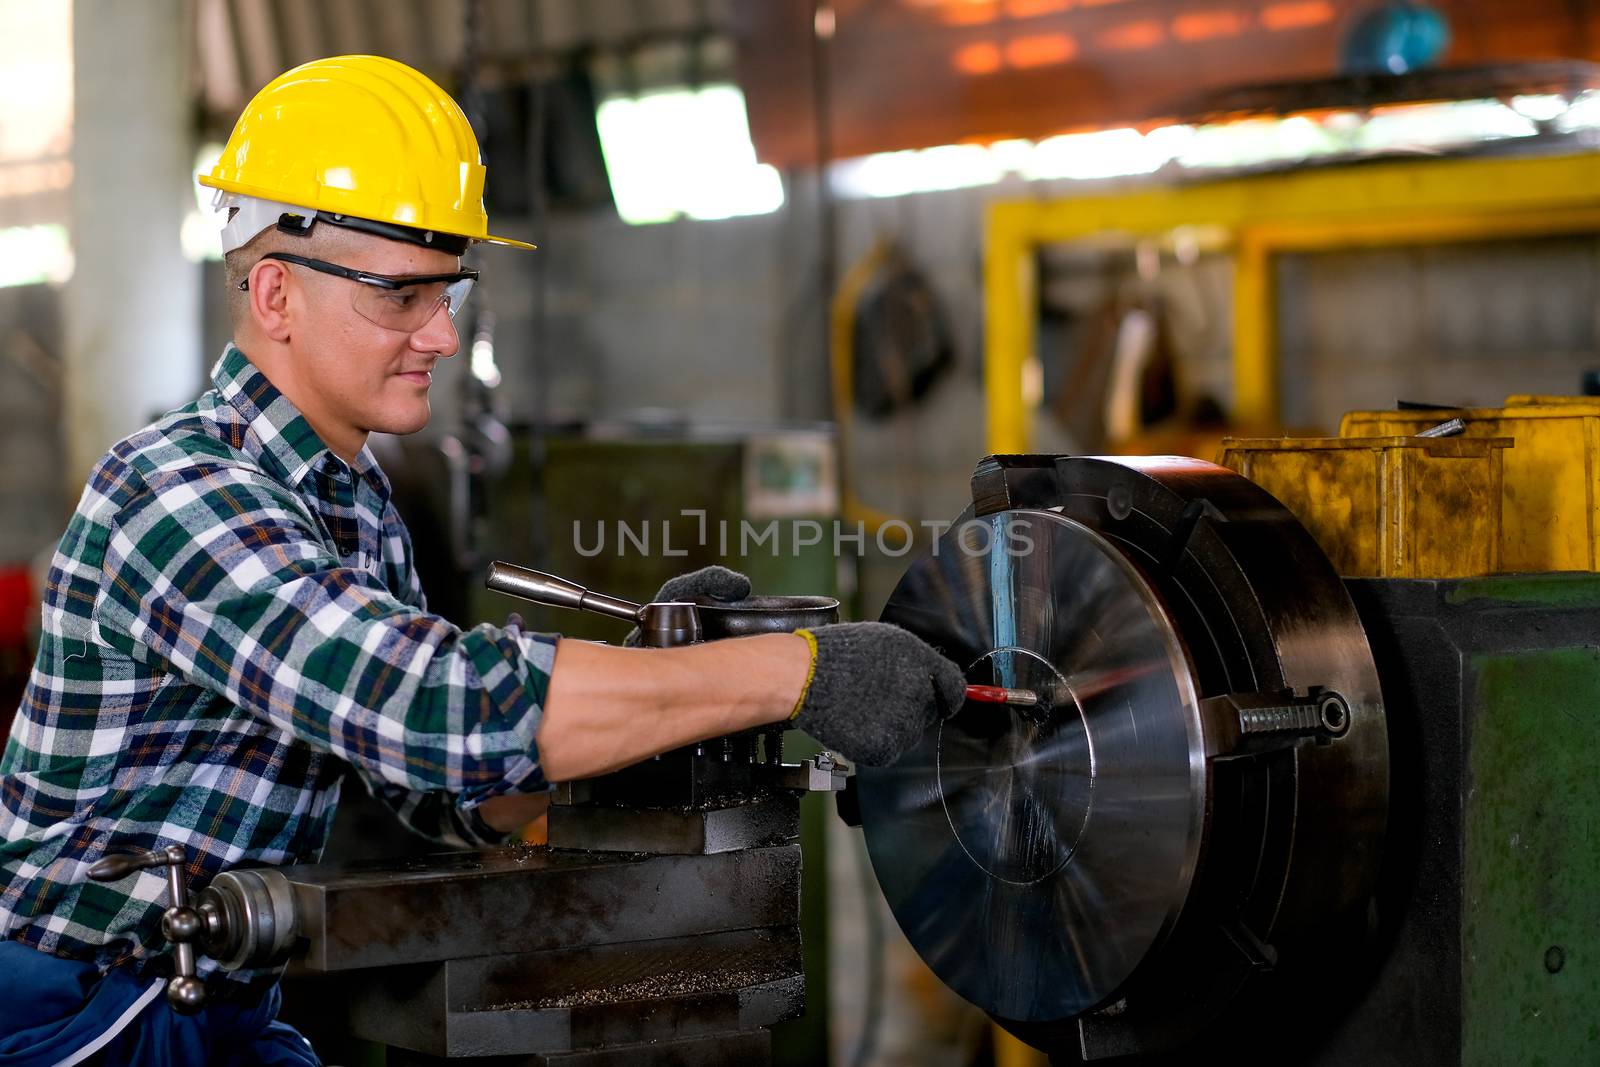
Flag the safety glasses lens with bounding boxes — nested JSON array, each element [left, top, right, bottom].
[[443, 276, 474, 319], [352, 276, 473, 331]]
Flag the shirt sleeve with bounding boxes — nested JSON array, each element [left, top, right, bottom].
[[89, 462, 557, 803], [354, 769, 512, 848]]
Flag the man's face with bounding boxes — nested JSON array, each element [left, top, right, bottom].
[[280, 230, 463, 442]]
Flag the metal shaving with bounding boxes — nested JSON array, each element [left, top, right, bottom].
[[482, 965, 791, 1011]]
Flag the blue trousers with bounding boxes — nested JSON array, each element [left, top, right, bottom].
[[0, 942, 319, 1066]]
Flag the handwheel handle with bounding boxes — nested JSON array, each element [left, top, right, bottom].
[[87, 844, 209, 1013]]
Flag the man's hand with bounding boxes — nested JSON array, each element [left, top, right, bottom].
[[791, 622, 966, 766], [476, 791, 550, 838], [625, 566, 752, 646]]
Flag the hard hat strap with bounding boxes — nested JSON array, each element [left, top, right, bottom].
[[307, 211, 470, 256], [215, 192, 470, 256]]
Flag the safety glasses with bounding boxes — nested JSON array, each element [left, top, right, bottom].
[[241, 252, 479, 332]]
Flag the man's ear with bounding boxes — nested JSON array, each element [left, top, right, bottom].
[[248, 259, 294, 343]]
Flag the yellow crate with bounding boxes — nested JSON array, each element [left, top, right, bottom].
[[1218, 436, 1509, 578], [1340, 403, 1600, 573]]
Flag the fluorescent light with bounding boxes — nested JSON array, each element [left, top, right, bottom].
[[1556, 90, 1600, 133], [831, 130, 1178, 198], [823, 98, 1561, 201], [1510, 94, 1568, 123], [1356, 100, 1537, 149], [1177, 116, 1340, 170], [1024, 128, 1167, 181], [831, 143, 1004, 198]]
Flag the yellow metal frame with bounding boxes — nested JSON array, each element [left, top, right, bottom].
[[984, 151, 1600, 453]]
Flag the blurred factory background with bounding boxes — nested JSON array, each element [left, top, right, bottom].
[[5, 1, 1600, 1064]]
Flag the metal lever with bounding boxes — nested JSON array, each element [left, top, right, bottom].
[[485, 561, 703, 648], [87, 845, 208, 1013]]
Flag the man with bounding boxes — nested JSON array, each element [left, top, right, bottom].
[[0, 56, 964, 1064]]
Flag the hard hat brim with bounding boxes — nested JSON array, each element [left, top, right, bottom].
[[479, 232, 538, 251]]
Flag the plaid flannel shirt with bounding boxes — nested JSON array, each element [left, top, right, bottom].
[[0, 344, 557, 982]]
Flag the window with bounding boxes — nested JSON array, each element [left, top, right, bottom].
[[596, 84, 784, 225], [0, 0, 72, 286]]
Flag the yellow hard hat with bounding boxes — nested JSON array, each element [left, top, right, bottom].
[[199, 54, 533, 252]]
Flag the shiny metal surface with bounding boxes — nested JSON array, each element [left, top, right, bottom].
[[859, 509, 1205, 1021], [691, 595, 840, 638], [484, 564, 839, 645], [86, 844, 214, 1012], [202, 867, 299, 971], [282, 845, 801, 972], [546, 796, 800, 854], [484, 562, 642, 623]]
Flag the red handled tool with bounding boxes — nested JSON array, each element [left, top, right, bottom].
[[964, 684, 1040, 707]]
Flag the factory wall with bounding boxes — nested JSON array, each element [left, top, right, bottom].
[[430, 178, 1600, 616], [391, 174, 1000, 620], [1279, 235, 1600, 427]]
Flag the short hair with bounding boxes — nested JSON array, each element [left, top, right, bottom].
[[223, 221, 358, 330]]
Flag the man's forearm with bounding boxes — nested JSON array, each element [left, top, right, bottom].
[[537, 633, 812, 781]]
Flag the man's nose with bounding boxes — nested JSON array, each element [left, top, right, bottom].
[[412, 301, 459, 357]]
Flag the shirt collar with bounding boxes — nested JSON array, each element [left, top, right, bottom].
[[351, 442, 392, 499], [211, 344, 340, 489]]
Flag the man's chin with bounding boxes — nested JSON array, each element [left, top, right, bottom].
[[364, 403, 431, 438]]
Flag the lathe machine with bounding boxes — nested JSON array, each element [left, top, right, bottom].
[[109, 450, 1597, 1064], [849, 452, 1598, 1065], [96, 570, 847, 1065]]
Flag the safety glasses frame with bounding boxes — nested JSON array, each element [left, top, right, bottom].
[[239, 252, 479, 329]]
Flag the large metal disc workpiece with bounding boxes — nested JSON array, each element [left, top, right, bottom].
[[861, 510, 1202, 1020], [857, 455, 1389, 1055]]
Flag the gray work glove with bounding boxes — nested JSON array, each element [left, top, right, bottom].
[[624, 565, 752, 646], [790, 622, 966, 767], [652, 565, 751, 605]]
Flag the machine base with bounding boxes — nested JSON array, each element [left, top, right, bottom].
[[1311, 574, 1600, 1066]]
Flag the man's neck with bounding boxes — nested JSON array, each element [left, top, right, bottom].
[[321, 434, 365, 466], [239, 341, 365, 464]]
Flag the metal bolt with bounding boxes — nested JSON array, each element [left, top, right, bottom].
[[168, 975, 207, 1012], [1107, 484, 1133, 521], [1319, 693, 1351, 737], [1417, 417, 1467, 439], [162, 907, 204, 943]]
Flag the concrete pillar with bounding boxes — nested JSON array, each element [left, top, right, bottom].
[[64, 0, 201, 486]]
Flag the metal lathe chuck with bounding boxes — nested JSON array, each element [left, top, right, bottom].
[[854, 455, 1389, 1058], [196, 867, 300, 971]]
